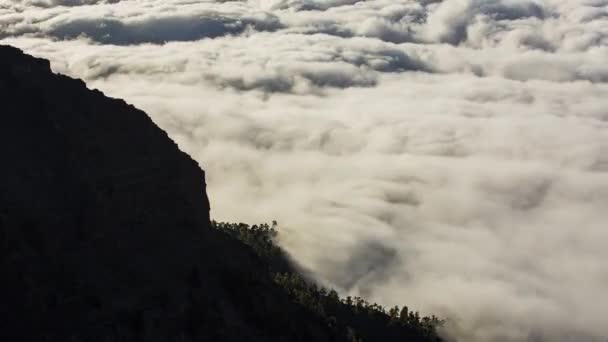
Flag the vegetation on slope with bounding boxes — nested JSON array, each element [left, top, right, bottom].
[[212, 221, 444, 342]]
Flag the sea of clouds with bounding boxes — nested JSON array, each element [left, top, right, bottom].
[[1, 0, 607, 340]]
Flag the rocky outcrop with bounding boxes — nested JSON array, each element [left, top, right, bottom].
[[0, 45, 334, 342]]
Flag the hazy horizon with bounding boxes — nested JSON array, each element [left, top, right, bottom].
[[1, 0, 607, 341]]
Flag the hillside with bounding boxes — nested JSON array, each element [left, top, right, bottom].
[[0, 45, 441, 342]]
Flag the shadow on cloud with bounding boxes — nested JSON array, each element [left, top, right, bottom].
[[50, 14, 282, 45]]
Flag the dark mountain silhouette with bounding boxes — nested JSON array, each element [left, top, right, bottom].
[[0, 45, 442, 342]]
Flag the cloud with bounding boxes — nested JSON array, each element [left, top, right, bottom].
[[0, 1, 283, 44], [421, 0, 548, 45], [2, 0, 608, 341], [2, 0, 121, 8]]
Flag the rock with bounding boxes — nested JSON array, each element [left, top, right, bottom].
[[0, 45, 333, 342]]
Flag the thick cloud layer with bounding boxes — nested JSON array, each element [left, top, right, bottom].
[[2, 0, 607, 341]]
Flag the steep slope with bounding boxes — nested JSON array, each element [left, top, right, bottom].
[[0, 45, 336, 342], [0, 46, 441, 342]]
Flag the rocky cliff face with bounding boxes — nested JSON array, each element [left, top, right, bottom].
[[0, 45, 334, 342]]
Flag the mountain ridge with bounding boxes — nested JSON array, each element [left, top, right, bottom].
[[0, 45, 441, 342]]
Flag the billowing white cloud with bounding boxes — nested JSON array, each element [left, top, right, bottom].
[[1, 0, 607, 341]]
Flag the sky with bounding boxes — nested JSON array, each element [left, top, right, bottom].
[[1, 0, 607, 341]]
